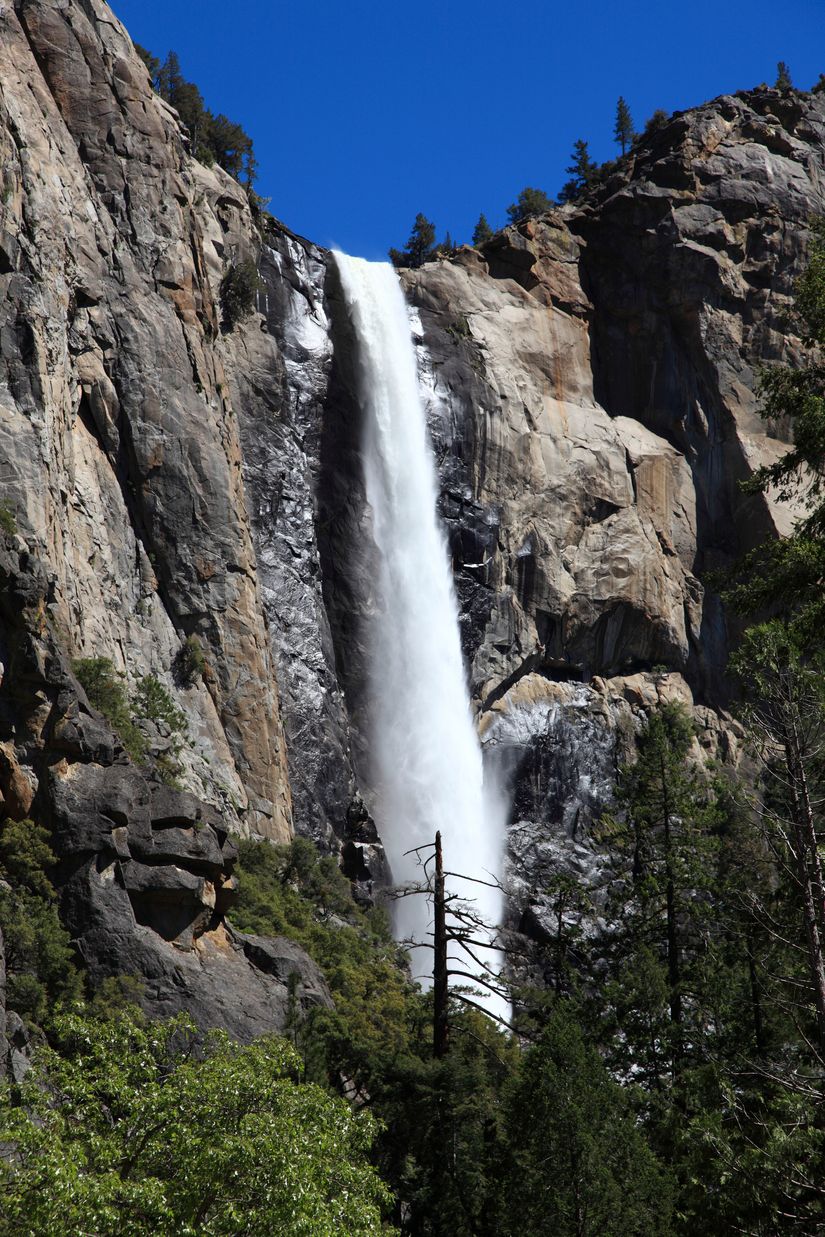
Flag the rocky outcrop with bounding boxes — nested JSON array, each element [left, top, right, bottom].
[[481, 669, 740, 943], [0, 528, 328, 1038]]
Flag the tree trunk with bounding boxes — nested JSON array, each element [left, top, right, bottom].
[[433, 831, 449, 1059]]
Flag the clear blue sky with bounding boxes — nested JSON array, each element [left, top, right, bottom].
[[111, 0, 825, 259]]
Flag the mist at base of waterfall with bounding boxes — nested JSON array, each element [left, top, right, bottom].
[[333, 253, 508, 1024]]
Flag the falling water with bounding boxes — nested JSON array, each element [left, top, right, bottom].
[[333, 253, 506, 1019]]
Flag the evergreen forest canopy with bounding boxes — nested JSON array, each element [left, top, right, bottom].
[[6, 39, 825, 1237]]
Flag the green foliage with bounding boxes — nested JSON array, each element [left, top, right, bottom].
[[233, 838, 417, 1084], [177, 633, 207, 684], [72, 659, 188, 783], [506, 186, 552, 223], [388, 213, 437, 268], [558, 139, 600, 203], [72, 657, 147, 762], [445, 314, 471, 344], [220, 258, 259, 330], [133, 675, 188, 786], [498, 1008, 673, 1236], [0, 1007, 394, 1235], [472, 212, 494, 247], [643, 108, 670, 136], [134, 43, 160, 81], [597, 704, 725, 1084], [776, 60, 793, 89], [0, 500, 16, 535], [0, 818, 81, 1024], [232, 837, 523, 1235], [149, 49, 256, 184], [614, 95, 636, 155], [207, 113, 254, 180]]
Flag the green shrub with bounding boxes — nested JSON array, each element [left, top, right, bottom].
[[220, 259, 259, 330], [72, 662, 188, 784], [72, 657, 146, 762], [176, 634, 207, 685], [0, 818, 82, 1024], [232, 838, 421, 1083], [133, 675, 187, 739], [133, 675, 188, 787], [0, 500, 16, 535]]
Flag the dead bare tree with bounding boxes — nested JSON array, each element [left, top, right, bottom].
[[389, 832, 514, 1055]]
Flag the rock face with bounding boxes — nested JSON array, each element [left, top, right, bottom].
[[0, 0, 289, 842], [1, 0, 823, 1022], [0, 529, 330, 1040]]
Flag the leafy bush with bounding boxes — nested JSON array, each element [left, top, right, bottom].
[[232, 838, 419, 1083], [220, 259, 259, 330], [72, 657, 147, 762], [0, 818, 82, 1023], [72, 660, 188, 783], [0, 1007, 395, 1235], [0, 500, 16, 535], [176, 633, 207, 685]]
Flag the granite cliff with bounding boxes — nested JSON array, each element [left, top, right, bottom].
[[0, 0, 821, 1040]]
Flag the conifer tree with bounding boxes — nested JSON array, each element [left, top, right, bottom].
[[614, 96, 636, 155], [731, 623, 825, 1048], [558, 140, 599, 203], [498, 1009, 673, 1236], [134, 44, 160, 85], [472, 213, 494, 247], [776, 60, 793, 89], [506, 187, 552, 223], [388, 213, 437, 268], [599, 703, 722, 1082]]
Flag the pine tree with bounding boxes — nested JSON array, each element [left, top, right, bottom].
[[156, 50, 183, 103], [472, 213, 493, 247], [134, 44, 160, 86], [558, 140, 599, 203], [498, 1009, 673, 1236], [614, 96, 635, 155], [388, 213, 437, 268], [776, 60, 793, 89], [731, 623, 825, 1048], [599, 703, 723, 1082], [506, 187, 552, 223]]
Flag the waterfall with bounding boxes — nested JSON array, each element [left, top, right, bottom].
[[333, 253, 506, 1019]]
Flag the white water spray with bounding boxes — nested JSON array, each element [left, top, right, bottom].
[[333, 253, 506, 1020]]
